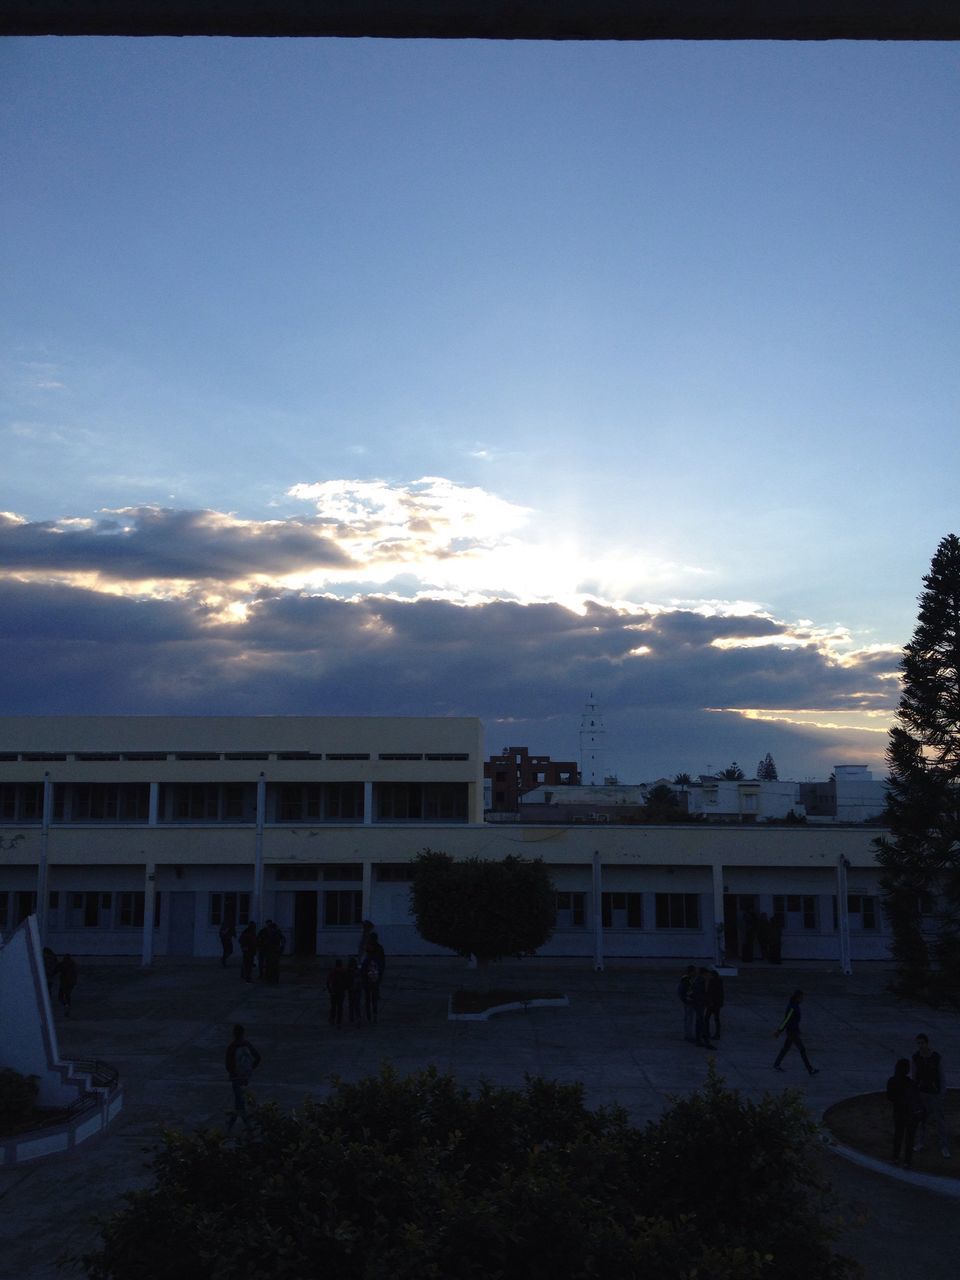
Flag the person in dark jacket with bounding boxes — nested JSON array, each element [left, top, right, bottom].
[[238, 921, 258, 983], [57, 953, 78, 1017], [912, 1033, 951, 1157], [225, 1023, 261, 1132], [218, 918, 236, 968], [887, 1057, 924, 1168], [772, 989, 818, 1076], [692, 967, 716, 1049], [361, 937, 385, 1023], [677, 965, 697, 1043], [705, 968, 724, 1040]]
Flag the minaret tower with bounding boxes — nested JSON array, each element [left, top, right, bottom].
[[579, 693, 606, 786]]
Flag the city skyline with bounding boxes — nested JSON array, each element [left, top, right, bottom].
[[2, 38, 958, 780]]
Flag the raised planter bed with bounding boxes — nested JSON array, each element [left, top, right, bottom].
[[448, 989, 569, 1021]]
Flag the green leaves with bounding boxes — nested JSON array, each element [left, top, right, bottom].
[[79, 1065, 857, 1280]]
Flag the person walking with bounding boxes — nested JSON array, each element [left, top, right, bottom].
[[225, 1023, 261, 1132], [57, 953, 77, 1017], [887, 1057, 924, 1169], [912, 1033, 951, 1157], [677, 965, 697, 1043], [772, 989, 818, 1076]]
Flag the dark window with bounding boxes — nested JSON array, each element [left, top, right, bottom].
[[324, 889, 363, 926], [376, 864, 414, 881], [655, 893, 700, 929], [424, 753, 469, 761], [209, 892, 250, 927], [325, 753, 370, 761], [322, 864, 363, 881], [119, 891, 145, 927], [376, 782, 467, 822], [378, 753, 423, 761], [772, 894, 817, 931], [275, 865, 320, 881], [601, 892, 642, 929], [555, 890, 586, 928]]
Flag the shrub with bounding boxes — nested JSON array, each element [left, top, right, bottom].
[[77, 1065, 858, 1280]]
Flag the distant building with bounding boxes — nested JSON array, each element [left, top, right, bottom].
[[799, 765, 887, 824], [483, 747, 579, 813]]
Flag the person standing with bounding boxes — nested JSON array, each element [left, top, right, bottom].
[[357, 919, 375, 960], [42, 946, 59, 995], [912, 1033, 951, 1157], [238, 921, 258, 983], [225, 1023, 261, 1132], [772, 989, 818, 1076], [887, 1057, 924, 1168], [705, 967, 724, 1041], [218, 918, 236, 968], [326, 958, 349, 1027], [361, 940, 384, 1023], [57, 953, 77, 1017], [677, 965, 697, 1043], [692, 967, 716, 1049]]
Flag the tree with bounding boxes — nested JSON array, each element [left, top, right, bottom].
[[757, 753, 779, 780], [672, 772, 693, 787], [875, 533, 960, 1001], [718, 762, 745, 780], [77, 1065, 858, 1280], [642, 784, 685, 823], [410, 849, 555, 965]]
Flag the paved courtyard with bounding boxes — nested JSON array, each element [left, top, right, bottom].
[[2, 955, 960, 1278]]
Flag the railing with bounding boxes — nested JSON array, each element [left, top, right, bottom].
[[62, 1059, 120, 1119]]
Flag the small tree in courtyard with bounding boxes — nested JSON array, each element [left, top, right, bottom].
[[410, 849, 555, 966], [875, 533, 960, 1001]]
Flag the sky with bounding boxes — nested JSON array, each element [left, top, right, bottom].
[[1, 37, 958, 782]]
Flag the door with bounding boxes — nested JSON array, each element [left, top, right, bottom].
[[167, 891, 196, 956]]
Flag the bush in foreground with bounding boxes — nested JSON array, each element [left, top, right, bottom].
[[77, 1065, 859, 1280]]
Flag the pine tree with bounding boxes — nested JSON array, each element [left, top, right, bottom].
[[757, 753, 779, 780], [717, 762, 744, 780], [875, 534, 960, 1001]]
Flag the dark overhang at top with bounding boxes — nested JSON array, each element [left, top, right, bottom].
[[3, 1, 960, 40]]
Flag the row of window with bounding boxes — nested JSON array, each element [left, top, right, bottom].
[[0, 751, 471, 763], [557, 892, 884, 931], [0, 781, 470, 825], [0, 889, 162, 931]]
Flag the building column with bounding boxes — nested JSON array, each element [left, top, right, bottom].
[[362, 859, 373, 923], [363, 781, 374, 825], [712, 862, 725, 966], [36, 771, 53, 943], [148, 781, 159, 826], [253, 772, 266, 925], [592, 850, 604, 971], [836, 856, 852, 975], [142, 862, 156, 967]]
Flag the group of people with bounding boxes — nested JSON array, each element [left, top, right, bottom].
[[677, 965, 724, 1048], [737, 905, 782, 963], [42, 946, 78, 1016], [325, 923, 387, 1027], [219, 918, 286, 984], [886, 1033, 950, 1169]]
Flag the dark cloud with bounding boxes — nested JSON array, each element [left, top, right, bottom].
[[0, 507, 354, 580], [0, 579, 897, 779]]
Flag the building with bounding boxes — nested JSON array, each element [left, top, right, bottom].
[[0, 716, 899, 967], [483, 746, 578, 813]]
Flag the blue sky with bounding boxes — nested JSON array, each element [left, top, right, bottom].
[[2, 38, 958, 781]]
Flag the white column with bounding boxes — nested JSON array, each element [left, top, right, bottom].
[[142, 862, 156, 967], [363, 781, 374, 825], [253, 773, 266, 924], [148, 781, 159, 825], [36, 772, 53, 943], [837, 856, 852, 975], [592, 850, 604, 971], [712, 862, 725, 966]]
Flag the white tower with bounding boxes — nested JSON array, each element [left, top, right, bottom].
[[579, 693, 606, 786]]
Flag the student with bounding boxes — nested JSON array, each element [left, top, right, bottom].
[[238, 921, 258, 983], [692, 967, 716, 1049], [57, 953, 78, 1017], [912, 1033, 951, 1157], [346, 956, 362, 1026], [887, 1057, 924, 1169], [677, 965, 697, 1043], [225, 1023, 261, 1132], [218, 918, 236, 968], [361, 940, 384, 1024], [772, 989, 818, 1076], [705, 968, 724, 1041]]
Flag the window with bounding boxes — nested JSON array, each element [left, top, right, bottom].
[[160, 783, 257, 823], [376, 864, 413, 881], [68, 783, 150, 822], [655, 893, 700, 929], [71, 891, 111, 928], [555, 890, 586, 928], [275, 865, 320, 881], [324, 889, 363, 926], [325, 753, 370, 761], [119, 892, 145, 927], [322, 864, 363, 881], [832, 895, 879, 930], [0, 782, 44, 822], [772, 894, 817, 931], [602, 892, 642, 929], [424, 753, 469, 761], [378, 753, 423, 761], [376, 782, 468, 822], [209, 892, 251, 927]]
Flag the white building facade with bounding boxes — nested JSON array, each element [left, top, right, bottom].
[[0, 716, 895, 967]]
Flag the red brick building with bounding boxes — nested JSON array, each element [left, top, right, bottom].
[[484, 746, 579, 812]]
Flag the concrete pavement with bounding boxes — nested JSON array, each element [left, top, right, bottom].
[[2, 955, 959, 1278]]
